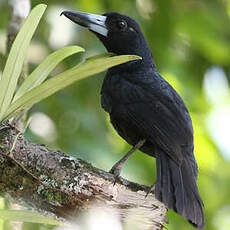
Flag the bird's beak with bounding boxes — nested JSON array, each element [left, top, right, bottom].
[[61, 10, 108, 37]]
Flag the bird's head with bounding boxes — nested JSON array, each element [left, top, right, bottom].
[[61, 10, 154, 68]]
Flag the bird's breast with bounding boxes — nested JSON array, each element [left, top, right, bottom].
[[101, 72, 149, 109], [100, 74, 121, 113]]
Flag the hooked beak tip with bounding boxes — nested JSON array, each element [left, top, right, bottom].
[[61, 10, 108, 37]]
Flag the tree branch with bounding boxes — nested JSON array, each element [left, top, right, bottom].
[[0, 124, 167, 230]]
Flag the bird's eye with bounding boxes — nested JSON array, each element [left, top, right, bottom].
[[117, 20, 127, 30]]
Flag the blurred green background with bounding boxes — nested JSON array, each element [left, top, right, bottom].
[[1, 0, 230, 230]]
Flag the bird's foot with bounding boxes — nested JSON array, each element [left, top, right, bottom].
[[108, 140, 146, 186], [145, 184, 155, 198], [109, 164, 122, 186]]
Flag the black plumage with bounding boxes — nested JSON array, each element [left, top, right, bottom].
[[61, 10, 204, 229]]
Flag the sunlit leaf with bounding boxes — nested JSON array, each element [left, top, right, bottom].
[[3, 54, 141, 121], [0, 4, 47, 121], [13, 46, 85, 101], [0, 210, 66, 226]]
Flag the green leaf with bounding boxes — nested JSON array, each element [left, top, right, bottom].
[[85, 52, 115, 61], [0, 210, 66, 226], [3, 54, 141, 121], [13, 46, 85, 101], [0, 4, 47, 121]]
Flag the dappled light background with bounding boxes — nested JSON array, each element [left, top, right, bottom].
[[0, 0, 230, 229]]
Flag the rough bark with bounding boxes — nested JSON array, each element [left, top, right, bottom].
[[0, 124, 167, 230]]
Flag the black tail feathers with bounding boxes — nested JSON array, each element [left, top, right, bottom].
[[155, 150, 204, 230]]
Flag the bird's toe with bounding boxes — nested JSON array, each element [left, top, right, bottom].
[[109, 166, 122, 185], [145, 184, 155, 198]]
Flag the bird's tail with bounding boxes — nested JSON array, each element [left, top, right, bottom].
[[155, 149, 204, 230]]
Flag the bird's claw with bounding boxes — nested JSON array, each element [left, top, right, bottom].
[[109, 166, 121, 186], [145, 184, 155, 198]]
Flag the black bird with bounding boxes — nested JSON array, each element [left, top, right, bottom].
[[61, 10, 205, 229]]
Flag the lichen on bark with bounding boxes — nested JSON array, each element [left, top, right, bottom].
[[0, 124, 167, 230]]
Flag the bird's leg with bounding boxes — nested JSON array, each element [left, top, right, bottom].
[[109, 139, 146, 184]]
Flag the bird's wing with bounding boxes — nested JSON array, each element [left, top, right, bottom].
[[122, 77, 193, 165]]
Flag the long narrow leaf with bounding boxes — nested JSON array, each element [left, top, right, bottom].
[[0, 4, 47, 120], [4, 54, 141, 121], [13, 46, 85, 101], [85, 52, 114, 61], [0, 210, 66, 226]]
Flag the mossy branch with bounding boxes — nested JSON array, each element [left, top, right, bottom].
[[0, 124, 167, 230]]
